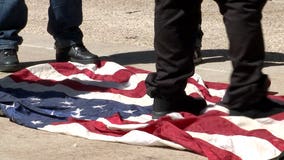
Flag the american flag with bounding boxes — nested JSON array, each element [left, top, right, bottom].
[[0, 61, 284, 160]]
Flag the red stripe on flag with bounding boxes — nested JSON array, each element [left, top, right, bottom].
[[10, 69, 57, 86], [188, 78, 223, 103], [204, 81, 229, 90], [9, 67, 147, 98], [140, 117, 242, 160], [50, 62, 134, 83]]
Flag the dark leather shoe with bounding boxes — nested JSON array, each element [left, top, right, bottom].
[[229, 97, 284, 118], [0, 49, 20, 72], [56, 44, 100, 64], [152, 95, 207, 119]]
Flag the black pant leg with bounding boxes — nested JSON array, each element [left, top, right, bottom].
[[216, 0, 269, 109], [145, 0, 201, 98], [195, 0, 203, 49]]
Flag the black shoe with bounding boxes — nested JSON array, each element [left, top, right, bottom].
[[229, 97, 284, 118], [0, 49, 20, 72], [56, 44, 100, 64], [152, 95, 207, 119], [193, 48, 202, 64]]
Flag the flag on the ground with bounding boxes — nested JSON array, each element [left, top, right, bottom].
[[0, 61, 284, 160]]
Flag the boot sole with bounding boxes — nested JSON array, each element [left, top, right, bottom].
[[70, 57, 100, 64], [56, 57, 100, 65], [152, 111, 170, 119], [0, 64, 21, 72]]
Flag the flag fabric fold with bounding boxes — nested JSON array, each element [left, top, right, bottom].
[[0, 61, 284, 160]]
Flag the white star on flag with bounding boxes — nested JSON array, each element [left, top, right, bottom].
[[123, 110, 136, 114], [93, 105, 107, 109], [60, 101, 74, 106], [31, 120, 43, 125], [71, 108, 84, 118], [5, 103, 16, 110]]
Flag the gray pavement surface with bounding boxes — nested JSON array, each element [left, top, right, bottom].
[[0, 0, 283, 160]]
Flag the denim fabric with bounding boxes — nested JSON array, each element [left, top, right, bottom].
[[0, 0, 27, 50], [48, 0, 83, 48], [0, 0, 83, 49]]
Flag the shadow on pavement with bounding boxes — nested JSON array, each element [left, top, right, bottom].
[[17, 60, 55, 70], [7, 49, 284, 71], [101, 49, 284, 67], [101, 50, 156, 65], [201, 49, 284, 67]]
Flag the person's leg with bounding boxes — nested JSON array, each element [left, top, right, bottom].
[[193, 0, 203, 64], [0, 0, 27, 72], [215, 0, 284, 118], [145, 0, 206, 119], [48, 0, 99, 64], [48, 0, 83, 48]]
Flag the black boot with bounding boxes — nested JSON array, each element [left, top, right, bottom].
[[0, 49, 20, 72], [56, 44, 100, 64], [229, 97, 284, 118], [152, 95, 207, 119]]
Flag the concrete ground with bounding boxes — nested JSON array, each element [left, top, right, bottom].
[[0, 0, 283, 160]]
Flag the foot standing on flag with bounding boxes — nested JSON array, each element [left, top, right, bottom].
[[0, 0, 100, 72], [145, 0, 284, 119]]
